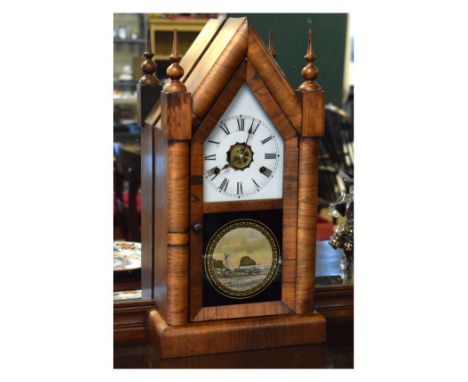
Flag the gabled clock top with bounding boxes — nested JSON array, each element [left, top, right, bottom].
[[144, 17, 323, 137]]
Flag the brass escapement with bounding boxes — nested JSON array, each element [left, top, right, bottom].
[[227, 143, 254, 170]]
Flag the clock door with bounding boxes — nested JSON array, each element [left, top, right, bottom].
[[190, 60, 299, 322]]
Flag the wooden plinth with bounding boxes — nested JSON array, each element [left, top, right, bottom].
[[148, 308, 326, 359]]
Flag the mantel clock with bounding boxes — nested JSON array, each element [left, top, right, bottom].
[[138, 17, 326, 358]]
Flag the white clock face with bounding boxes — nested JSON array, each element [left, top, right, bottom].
[[203, 85, 284, 202]]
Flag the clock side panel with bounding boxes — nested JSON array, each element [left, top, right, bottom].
[[153, 123, 168, 320], [280, 137, 299, 311], [189, 141, 205, 319]]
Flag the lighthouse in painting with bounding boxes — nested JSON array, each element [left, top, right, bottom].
[[224, 253, 232, 270]]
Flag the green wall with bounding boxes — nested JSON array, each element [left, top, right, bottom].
[[229, 13, 348, 106]]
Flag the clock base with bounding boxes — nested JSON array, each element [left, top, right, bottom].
[[148, 308, 326, 359]]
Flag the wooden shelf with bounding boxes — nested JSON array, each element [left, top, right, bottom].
[[153, 55, 170, 61], [114, 80, 137, 87], [114, 97, 137, 105], [114, 38, 146, 44], [149, 16, 214, 58], [149, 15, 211, 31]]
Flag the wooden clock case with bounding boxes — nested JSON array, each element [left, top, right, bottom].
[[139, 17, 326, 359]]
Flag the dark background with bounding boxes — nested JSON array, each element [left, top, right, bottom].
[[229, 13, 348, 106]]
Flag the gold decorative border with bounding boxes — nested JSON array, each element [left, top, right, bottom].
[[204, 219, 280, 299]]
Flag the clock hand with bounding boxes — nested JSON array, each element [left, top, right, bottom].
[[242, 125, 254, 159], [244, 126, 253, 146]]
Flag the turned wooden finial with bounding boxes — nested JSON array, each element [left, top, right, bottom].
[[298, 30, 321, 91], [268, 30, 276, 58], [139, 29, 159, 87], [163, 29, 186, 93]]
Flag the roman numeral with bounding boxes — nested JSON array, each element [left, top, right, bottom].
[[260, 167, 273, 177], [264, 153, 277, 159], [206, 167, 219, 180], [261, 136, 273, 145], [204, 154, 216, 161], [207, 140, 220, 144], [219, 178, 229, 192], [237, 182, 243, 195], [219, 122, 230, 135], [252, 121, 260, 134], [252, 178, 260, 190], [237, 117, 245, 131], [249, 118, 255, 132]]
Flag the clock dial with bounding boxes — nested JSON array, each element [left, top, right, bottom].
[[204, 219, 280, 299], [204, 114, 281, 200], [203, 84, 284, 202]]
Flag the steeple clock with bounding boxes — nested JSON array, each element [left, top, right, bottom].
[[139, 18, 326, 358]]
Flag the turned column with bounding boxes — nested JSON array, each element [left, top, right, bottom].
[[295, 30, 325, 314], [159, 30, 192, 325]]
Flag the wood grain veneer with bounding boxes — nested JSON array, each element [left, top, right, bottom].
[[148, 308, 326, 359], [145, 18, 248, 130]]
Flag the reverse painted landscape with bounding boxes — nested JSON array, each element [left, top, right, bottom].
[[206, 223, 280, 298]]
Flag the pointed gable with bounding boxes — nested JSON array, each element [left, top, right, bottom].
[[144, 17, 302, 135]]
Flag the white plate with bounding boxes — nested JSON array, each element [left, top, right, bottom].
[[113, 241, 141, 271]]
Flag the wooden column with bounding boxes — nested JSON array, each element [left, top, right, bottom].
[[296, 30, 325, 314], [158, 30, 192, 326], [138, 29, 161, 300]]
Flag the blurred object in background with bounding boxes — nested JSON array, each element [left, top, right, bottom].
[[328, 171, 353, 283], [342, 85, 353, 122], [113, 13, 223, 244], [317, 97, 353, 214], [315, 14, 354, 287], [318, 12, 354, 217], [114, 143, 141, 242], [114, 14, 146, 148], [316, 81, 353, 286]]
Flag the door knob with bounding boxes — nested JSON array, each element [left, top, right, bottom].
[[193, 223, 203, 233]]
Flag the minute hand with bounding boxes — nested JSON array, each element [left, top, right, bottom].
[[244, 126, 253, 146]]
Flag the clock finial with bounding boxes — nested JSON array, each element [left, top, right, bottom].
[[138, 28, 159, 87], [298, 30, 321, 91], [268, 30, 276, 58], [164, 29, 186, 93]]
